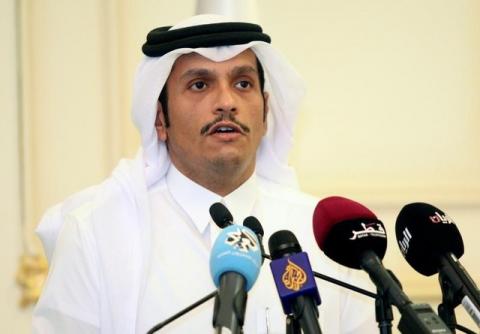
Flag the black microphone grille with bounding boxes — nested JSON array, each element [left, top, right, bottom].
[[268, 230, 302, 260], [321, 218, 387, 270], [209, 202, 233, 228], [243, 216, 264, 237], [395, 202, 464, 276]]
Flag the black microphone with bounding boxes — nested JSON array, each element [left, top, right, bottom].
[[396, 203, 480, 328], [243, 216, 263, 237], [243, 216, 269, 263], [209, 202, 233, 228], [268, 230, 323, 334], [313, 196, 452, 334]]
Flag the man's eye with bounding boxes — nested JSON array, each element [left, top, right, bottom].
[[190, 81, 207, 91], [235, 81, 252, 89]]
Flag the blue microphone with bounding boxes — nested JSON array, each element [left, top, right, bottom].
[[210, 224, 262, 334], [269, 230, 322, 334]]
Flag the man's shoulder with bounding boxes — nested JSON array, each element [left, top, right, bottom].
[[48, 156, 151, 219], [37, 178, 114, 260], [37, 156, 151, 260], [48, 176, 118, 223]]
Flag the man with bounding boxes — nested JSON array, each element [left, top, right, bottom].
[[33, 14, 376, 333]]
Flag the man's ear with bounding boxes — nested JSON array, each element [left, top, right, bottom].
[[155, 101, 168, 142], [262, 91, 269, 131]]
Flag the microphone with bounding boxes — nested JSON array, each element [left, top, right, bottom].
[[268, 230, 322, 334], [210, 202, 234, 228], [396, 203, 480, 328], [210, 224, 262, 334], [313, 196, 387, 270], [313, 196, 452, 334], [243, 216, 263, 238], [243, 216, 269, 263]]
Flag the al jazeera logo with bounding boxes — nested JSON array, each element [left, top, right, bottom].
[[281, 259, 307, 291]]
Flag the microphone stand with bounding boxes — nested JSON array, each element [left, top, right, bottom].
[[438, 270, 458, 333], [147, 291, 217, 334], [376, 288, 393, 334], [313, 271, 377, 298], [374, 270, 401, 334], [315, 269, 395, 334], [286, 314, 301, 334], [147, 254, 386, 334], [437, 272, 476, 334]]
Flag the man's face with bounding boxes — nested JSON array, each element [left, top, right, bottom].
[[156, 49, 268, 179]]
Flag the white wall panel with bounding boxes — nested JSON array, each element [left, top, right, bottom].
[[0, 0, 32, 332], [259, 0, 480, 205], [20, 0, 121, 247]]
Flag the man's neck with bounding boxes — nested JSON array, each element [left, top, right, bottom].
[[169, 159, 255, 197]]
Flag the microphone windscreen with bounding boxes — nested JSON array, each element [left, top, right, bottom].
[[268, 230, 302, 260], [209, 202, 233, 228], [313, 196, 387, 269], [210, 225, 262, 291], [243, 216, 264, 237], [395, 202, 464, 276]]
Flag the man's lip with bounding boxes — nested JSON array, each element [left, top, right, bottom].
[[207, 121, 244, 135]]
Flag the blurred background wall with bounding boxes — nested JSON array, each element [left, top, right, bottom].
[[0, 0, 31, 332], [1, 0, 479, 332]]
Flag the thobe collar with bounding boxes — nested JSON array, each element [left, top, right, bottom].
[[165, 163, 258, 235]]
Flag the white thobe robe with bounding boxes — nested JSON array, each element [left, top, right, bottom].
[[33, 155, 377, 333]]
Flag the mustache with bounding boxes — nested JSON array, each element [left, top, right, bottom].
[[200, 114, 250, 135]]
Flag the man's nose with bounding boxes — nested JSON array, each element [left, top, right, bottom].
[[214, 83, 237, 114]]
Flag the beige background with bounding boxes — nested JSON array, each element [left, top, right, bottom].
[[1, 0, 479, 332]]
